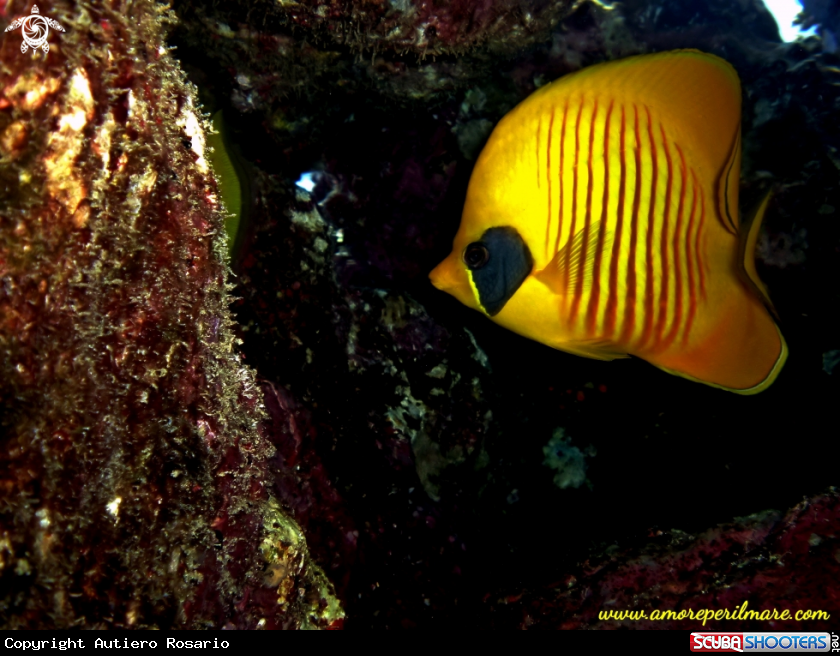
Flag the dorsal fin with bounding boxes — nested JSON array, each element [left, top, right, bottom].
[[739, 190, 778, 319], [534, 221, 612, 296]]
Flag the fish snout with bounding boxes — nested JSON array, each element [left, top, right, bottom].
[[430, 252, 481, 311], [429, 254, 461, 292]]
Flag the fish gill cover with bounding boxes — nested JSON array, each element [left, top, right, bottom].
[[1, 0, 839, 629]]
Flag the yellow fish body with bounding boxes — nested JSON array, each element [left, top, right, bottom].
[[430, 50, 787, 394]]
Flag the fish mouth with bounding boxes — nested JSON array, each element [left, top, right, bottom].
[[429, 256, 459, 292], [429, 254, 477, 310]]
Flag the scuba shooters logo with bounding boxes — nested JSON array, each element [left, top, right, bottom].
[[690, 632, 836, 652], [4, 5, 65, 54]]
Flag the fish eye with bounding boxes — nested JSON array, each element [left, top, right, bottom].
[[464, 242, 489, 269]]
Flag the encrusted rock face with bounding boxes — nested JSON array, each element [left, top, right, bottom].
[[268, 0, 586, 56], [0, 0, 340, 629], [485, 491, 840, 630]]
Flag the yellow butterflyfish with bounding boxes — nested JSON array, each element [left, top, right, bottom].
[[430, 50, 787, 394]]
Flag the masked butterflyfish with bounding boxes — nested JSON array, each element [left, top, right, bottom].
[[430, 50, 788, 394]]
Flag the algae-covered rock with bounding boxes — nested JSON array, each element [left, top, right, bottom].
[[267, 0, 586, 56], [0, 0, 340, 629]]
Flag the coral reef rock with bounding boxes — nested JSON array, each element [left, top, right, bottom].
[[485, 490, 840, 630]]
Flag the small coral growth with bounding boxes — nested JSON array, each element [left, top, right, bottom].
[[542, 428, 595, 490]]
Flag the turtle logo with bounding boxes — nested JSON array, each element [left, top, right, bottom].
[[5, 5, 65, 54]]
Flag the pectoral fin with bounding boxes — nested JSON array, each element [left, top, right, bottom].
[[535, 221, 613, 297]]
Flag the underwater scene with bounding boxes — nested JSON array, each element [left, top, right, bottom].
[[0, 0, 838, 630]]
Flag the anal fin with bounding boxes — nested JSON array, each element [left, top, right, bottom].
[[560, 338, 629, 361]]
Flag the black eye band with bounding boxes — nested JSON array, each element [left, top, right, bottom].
[[468, 227, 533, 316]]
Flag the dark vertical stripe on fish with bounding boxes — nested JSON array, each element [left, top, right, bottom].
[[620, 104, 642, 344], [714, 126, 740, 235], [683, 174, 699, 346], [571, 99, 598, 323], [587, 99, 614, 333], [662, 134, 685, 350], [565, 99, 585, 296], [655, 117, 673, 347], [639, 106, 657, 348], [696, 171, 707, 299], [554, 100, 570, 256], [620, 105, 642, 342], [605, 105, 626, 337]]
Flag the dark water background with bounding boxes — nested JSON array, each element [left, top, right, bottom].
[[172, 0, 840, 627]]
